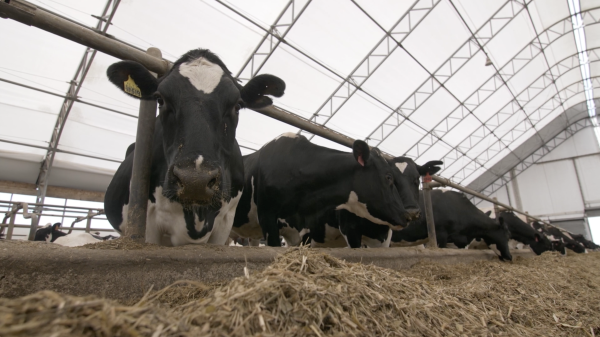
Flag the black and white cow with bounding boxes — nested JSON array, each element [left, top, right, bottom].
[[392, 190, 513, 261], [232, 133, 409, 246], [531, 222, 586, 254], [104, 49, 285, 246], [34, 223, 67, 242], [495, 211, 553, 255], [571, 233, 600, 250]]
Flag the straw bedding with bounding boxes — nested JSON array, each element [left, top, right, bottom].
[[1, 248, 599, 336]]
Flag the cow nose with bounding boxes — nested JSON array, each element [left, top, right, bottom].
[[172, 166, 220, 203], [406, 208, 420, 221]]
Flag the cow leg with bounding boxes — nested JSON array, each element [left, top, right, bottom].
[[342, 228, 362, 248], [437, 231, 448, 248], [259, 214, 281, 247]]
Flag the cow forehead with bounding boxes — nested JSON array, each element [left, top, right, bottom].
[[394, 162, 408, 174], [178, 57, 224, 94]]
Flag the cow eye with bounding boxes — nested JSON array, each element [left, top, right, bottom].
[[386, 174, 393, 185]]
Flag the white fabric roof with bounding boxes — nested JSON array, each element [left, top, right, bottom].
[[0, 0, 598, 193]]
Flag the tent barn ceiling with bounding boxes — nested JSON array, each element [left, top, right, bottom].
[[0, 0, 599, 197]]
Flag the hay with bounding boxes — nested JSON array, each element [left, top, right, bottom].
[[81, 237, 160, 250], [1, 248, 599, 336]]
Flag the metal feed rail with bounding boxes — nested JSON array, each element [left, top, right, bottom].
[[0, 0, 554, 245]]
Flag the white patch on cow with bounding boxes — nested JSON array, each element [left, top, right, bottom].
[[178, 57, 223, 94], [390, 238, 429, 247], [336, 191, 395, 229], [361, 229, 393, 248], [394, 162, 408, 174], [195, 155, 204, 170], [54, 232, 102, 247], [278, 218, 301, 247], [206, 189, 243, 245], [231, 176, 263, 240], [275, 132, 298, 141], [311, 224, 347, 248]]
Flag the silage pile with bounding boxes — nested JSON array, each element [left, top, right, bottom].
[[1, 248, 599, 336]]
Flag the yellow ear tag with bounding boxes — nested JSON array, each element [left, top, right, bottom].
[[124, 75, 142, 98]]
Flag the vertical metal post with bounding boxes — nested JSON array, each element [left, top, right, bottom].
[[6, 204, 18, 240], [422, 174, 438, 248], [125, 47, 161, 242], [493, 197, 500, 216], [85, 210, 93, 233]]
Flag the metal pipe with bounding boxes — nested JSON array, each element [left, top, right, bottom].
[[421, 175, 438, 248], [124, 48, 160, 242], [0, 200, 104, 211], [0, 0, 170, 75], [6, 204, 19, 240]]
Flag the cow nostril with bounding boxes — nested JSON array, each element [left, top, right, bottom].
[[207, 177, 217, 189]]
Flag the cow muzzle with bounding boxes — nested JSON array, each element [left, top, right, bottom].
[[172, 166, 221, 205], [406, 208, 421, 221]]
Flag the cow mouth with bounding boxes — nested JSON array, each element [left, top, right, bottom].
[[162, 184, 229, 209]]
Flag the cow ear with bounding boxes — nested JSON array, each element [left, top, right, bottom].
[[416, 160, 443, 176], [52, 223, 61, 231], [484, 210, 492, 217], [352, 140, 370, 167], [107, 61, 158, 100], [241, 74, 286, 109]]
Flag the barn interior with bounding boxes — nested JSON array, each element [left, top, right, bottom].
[[1, 0, 600, 336]]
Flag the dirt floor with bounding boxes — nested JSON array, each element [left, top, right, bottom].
[[0, 242, 598, 336]]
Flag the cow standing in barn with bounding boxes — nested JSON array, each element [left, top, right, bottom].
[[232, 134, 412, 247], [531, 221, 586, 254], [495, 211, 553, 255], [104, 49, 286, 246], [392, 190, 513, 261]]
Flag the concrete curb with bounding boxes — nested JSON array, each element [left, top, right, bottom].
[[0, 240, 534, 302]]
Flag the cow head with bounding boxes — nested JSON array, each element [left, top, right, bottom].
[[108, 49, 285, 207], [348, 142, 408, 229], [482, 217, 512, 261], [498, 211, 552, 255], [34, 222, 67, 242], [388, 158, 443, 221]]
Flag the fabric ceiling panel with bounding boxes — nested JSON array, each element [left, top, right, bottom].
[[0, 142, 46, 162], [52, 152, 120, 175], [556, 67, 589, 92], [353, 0, 415, 31], [461, 166, 488, 186], [419, 140, 452, 164], [442, 114, 481, 147], [444, 51, 497, 102], [0, 102, 58, 147], [545, 34, 579, 68], [580, 0, 600, 11], [260, 45, 342, 119], [453, 0, 506, 32], [57, 118, 134, 162], [310, 135, 356, 153], [110, 0, 264, 69], [236, 109, 298, 151], [221, 0, 292, 28], [530, 0, 570, 31], [506, 54, 548, 95], [589, 60, 600, 79], [409, 88, 461, 130], [474, 86, 514, 122], [378, 120, 426, 156], [465, 133, 502, 159], [585, 22, 600, 50], [28, 0, 106, 28], [402, 0, 471, 73], [485, 11, 537, 69], [523, 85, 558, 115], [284, 0, 383, 77], [360, 48, 430, 108], [326, 91, 392, 140], [66, 102, 138, 141]]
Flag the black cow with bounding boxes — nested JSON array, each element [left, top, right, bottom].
[[571, 233, 600, 250], [495, 211, 552, 255], [232, 134, 409, 246], [392, 190, 512, 261], [34, 223, 67, 242], [104, 49, 285, 246], [531, 222, 586, 254]]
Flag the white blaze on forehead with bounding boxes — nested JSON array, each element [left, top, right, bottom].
[[195, 155, 204, 170], [178, 57, 224, 94], [394, 162, 408, 174]]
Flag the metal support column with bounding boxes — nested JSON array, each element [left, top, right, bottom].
[[125, 47, 161, 242], [6, 204, 19, 240], [85, 210, 93, 233], [422, 174, 438, 249]]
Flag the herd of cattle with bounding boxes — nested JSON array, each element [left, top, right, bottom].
[[16, 48, 599, 259]]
